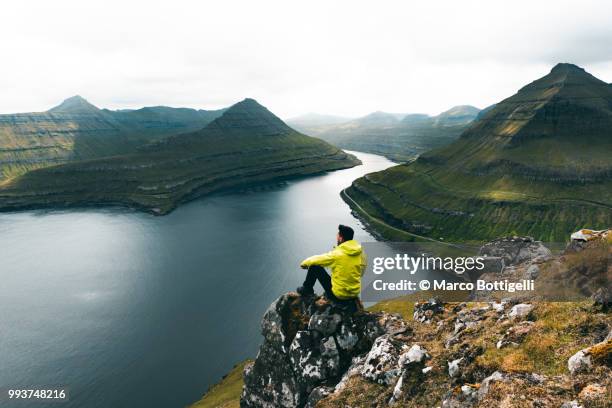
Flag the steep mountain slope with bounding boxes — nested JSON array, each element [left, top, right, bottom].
[[0, 99, 359, 214], [0, 96, 224, 179], [344, 64, 612, 241], [293, 107, 480, 162]]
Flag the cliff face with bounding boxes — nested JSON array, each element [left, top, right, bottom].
[[241, 293, 406, 407], [240, 239, 611, 407]]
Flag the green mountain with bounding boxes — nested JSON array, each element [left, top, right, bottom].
[[0, 98, 359, 214], [291, 106, 480, 162], [0, 95, 224, 179], [344, 63, 612, 241]]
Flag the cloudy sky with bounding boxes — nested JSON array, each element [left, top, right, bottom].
[[1, 0, 611, 118]]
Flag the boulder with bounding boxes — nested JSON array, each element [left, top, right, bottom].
[[525, 264, 540, 279], [448, 358, 463, 378], [591, 287, 611, 311], [398, 344, 430, 366], [508, 303, 533, 319], [413, 298, 445, 323], [477, 371, 506, 399], [568, 335, 612, 376], [361, 335, 404, 385], [479, 236, 552, 266], [568, 349, 592, 375]]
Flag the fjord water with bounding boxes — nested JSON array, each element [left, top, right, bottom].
[[0, 151, 394, 408]]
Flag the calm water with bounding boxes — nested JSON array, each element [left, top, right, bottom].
[[0, 151, 395, 408]]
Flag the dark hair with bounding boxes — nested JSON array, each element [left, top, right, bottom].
[[338, 224, 354, 241]]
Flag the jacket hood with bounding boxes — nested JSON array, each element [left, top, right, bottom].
[[338, 239, 362, 256]]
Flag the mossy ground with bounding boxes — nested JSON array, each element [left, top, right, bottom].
[[189, 360, 252, 408]]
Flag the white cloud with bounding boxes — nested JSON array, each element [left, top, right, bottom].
[[1, 0, 611, 118]]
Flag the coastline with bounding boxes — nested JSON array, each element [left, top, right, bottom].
[[0, 153, 361, 217]]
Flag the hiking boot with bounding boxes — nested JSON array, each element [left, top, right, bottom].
[[296, 286, 314, 296]]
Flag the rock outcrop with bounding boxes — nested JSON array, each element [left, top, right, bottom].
[[239, 237, 610, 407], [241, 293, 404, 407], [241, 291, 611, 407], [478, 236, 552, 267]]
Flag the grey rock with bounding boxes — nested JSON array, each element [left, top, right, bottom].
[[361, 335, 404, 385], [508, 303, 533, 319], [304, 386, 333, 408], [479, 236, 552, 267], [448, 357, 463, 378], [242, 293, 386, 407], [478, 371, 506, 399], [308, 309, 342, 336], [413, 298, 445, 323], [526, 264, 540, 279], [398, 344, 430, 366], [560, 401, 584, 408], [568, 349, 592, 375], [591, 287, 611, 310]]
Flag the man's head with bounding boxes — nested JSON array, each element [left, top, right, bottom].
[[337, 224, 354, 245]]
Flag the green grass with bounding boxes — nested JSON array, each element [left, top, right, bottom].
[[346, 160, 612, 242], [189, 360, 251, 408]]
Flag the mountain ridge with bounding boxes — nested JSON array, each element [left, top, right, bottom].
[[290, 105, 481, 162], [0, 96, 226, 179], [48, 95, 101, 114], [344, 63, 612, 241], [0, 98, 360, 214]]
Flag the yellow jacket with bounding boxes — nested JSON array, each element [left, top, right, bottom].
[[300, 240, 367, 299]]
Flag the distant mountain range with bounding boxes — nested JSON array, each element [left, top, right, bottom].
[[0, 95, 225, 179], [345, 63, 612, 241], [288, 106, 481, 162], [0, 98, 359, 214]]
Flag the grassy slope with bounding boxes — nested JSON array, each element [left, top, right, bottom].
[[320, 300, 611, 407], [189, 361, 251, 408], [347, 162, 612, 242], [345, 65, 612, 242]]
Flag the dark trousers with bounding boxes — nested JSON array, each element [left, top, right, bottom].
[[302, 265, 341, 301]]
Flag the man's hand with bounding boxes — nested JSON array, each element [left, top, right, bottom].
[[300, 263, 308, 270]]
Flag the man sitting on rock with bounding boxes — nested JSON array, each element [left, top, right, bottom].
[[297, 225, 366, 305]]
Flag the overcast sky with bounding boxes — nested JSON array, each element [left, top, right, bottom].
[[1, 0, 611, 118]]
